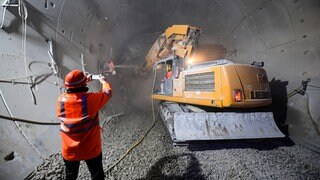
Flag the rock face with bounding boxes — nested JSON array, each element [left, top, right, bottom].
[[27, 112, 320, 180]]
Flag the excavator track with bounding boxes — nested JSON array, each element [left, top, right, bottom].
[[159, 102, 285, 143]]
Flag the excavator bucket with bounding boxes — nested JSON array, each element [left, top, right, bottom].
[[159, 103, 285, 143]]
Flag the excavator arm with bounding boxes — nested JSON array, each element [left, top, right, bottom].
[[140, 25, 201, 71]]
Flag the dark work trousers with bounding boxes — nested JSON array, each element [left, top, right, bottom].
[[63, 153, 104, 180]]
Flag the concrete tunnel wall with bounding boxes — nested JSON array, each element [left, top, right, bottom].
[[0, 0, 319, 179]]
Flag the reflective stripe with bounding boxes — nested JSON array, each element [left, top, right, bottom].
[[64, 76, 86, 86], [60, 101, 66, 118], [60, 115, 99, 134], [59, 117, 66, 122], [81, 95, 88, 117], [61, 123, 67, 132], [63, 116, 90, 129], [60, 114, 99, 134]]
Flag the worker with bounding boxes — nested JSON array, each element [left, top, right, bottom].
[[166, 64, 173, 79], [160, 64, 173, 94], [56, 70, 112, 180]]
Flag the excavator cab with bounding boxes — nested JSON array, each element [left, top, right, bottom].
[[153, 55, 185, 96], [153, 56, 175, 96]]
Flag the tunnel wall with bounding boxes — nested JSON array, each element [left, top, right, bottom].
[[0, 0, 319, 179]]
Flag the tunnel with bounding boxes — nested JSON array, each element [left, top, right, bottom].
[[0, 0, 319, 179]]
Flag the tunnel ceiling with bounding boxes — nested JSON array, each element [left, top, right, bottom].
[[20, 0, 320, 75], [24, 0, 319, 75], [0, 0, 319, 179]]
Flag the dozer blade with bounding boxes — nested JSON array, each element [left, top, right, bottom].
[[158, 103, 285, 142], [173, 112, 285, 142]]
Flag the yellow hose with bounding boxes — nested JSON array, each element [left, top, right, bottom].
[[105, 98, 156, 173], [306, 92, 320, 135], [105, 69, 158, 173]]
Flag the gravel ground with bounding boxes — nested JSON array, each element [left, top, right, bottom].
[[27, 112, 320, 180]]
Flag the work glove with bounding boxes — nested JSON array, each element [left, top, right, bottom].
[[86, 74, 93, 82], [99, 76, 107, 83], [104, 88, 112, 97]]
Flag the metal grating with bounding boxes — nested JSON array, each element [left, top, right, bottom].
[[185, 72, 215, 91]]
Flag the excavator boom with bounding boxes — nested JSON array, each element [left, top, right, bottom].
[[141, 25, 201, 71]]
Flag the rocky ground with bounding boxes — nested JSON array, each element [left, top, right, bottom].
[[27, 112, 320, 180]]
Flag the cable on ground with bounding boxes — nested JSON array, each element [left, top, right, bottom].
[[287, 82, 320, 134], [305, 92, 320, 135], [105, 98, 156, 173], [105, 71, 157, 173]]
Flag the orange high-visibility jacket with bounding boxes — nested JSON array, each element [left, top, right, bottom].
[[166, 71, 173, 79], [56, 82, 112, 161]]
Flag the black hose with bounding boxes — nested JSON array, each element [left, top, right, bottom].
[[0, 114, 60, 125], [0, 80, 31, 85]]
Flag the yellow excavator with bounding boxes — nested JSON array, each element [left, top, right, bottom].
[[144, 25, 284, 143]]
